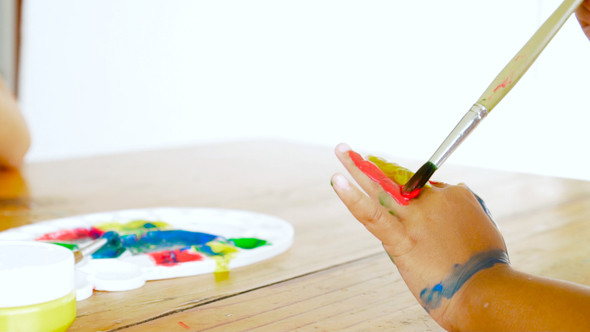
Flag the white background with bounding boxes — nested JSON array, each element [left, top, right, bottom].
[[18, 0, 590, 180]]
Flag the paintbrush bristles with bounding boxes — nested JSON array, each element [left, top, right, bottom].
[[402, 162, 437, 195]]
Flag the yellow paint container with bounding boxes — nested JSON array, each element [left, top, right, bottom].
[[0, 241, 76, 332]]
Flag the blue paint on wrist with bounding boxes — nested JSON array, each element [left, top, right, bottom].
[[420, 249, 509, 310]]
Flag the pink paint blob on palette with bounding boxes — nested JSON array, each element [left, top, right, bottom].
[[0, 208, 294, 297]]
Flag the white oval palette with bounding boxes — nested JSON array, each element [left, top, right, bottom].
[[0, 207, 294, 300]]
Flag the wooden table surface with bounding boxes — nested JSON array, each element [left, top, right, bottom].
[[2, 140, 590, 332]]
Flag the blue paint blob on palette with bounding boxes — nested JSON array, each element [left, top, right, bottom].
[[0, 208, 294, 281]]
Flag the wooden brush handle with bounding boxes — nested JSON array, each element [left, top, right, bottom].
[[477, 0, 583, 111]]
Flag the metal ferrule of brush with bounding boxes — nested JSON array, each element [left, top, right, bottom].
[[428, 103, 489, 168]]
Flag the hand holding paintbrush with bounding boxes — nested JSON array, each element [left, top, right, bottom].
[[331, 1, 590, 330]]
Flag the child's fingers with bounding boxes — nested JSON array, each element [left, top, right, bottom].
[[377, 192, 399, 216], [334, 143, 407, 216], [335, 143, 384, 195], [331, 173, 408, 249]]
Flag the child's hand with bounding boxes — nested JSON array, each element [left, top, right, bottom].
[[577, 0, 590, 40], [331, 144, 507, 326]]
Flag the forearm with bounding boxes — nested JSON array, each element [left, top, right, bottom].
[[0, 79, 30, 168], [446, 264, 590, 331]]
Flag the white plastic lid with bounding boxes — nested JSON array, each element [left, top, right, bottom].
[[0, 241, 75, 308], [85, 259, 145, 292], [75, 270, 93, 301]]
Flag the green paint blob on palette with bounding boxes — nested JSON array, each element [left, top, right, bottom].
[[51, 242, 79, 250], [230, 238, 268, 249]]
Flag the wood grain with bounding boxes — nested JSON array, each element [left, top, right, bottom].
[[1, 140, 589, 331]]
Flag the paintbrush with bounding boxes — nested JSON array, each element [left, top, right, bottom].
[[402, 0, 584, 195], [74, 238, 108, 264]]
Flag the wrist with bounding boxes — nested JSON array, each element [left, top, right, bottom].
[[440, 263, 514, 331]]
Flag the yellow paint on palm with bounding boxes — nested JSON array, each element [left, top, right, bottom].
[[368, 156, 430, 188], [207, 241, 239, 273]]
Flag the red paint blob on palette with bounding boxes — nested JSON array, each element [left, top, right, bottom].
[[147, 249, 205, 266], [348, 151, 420, 205], [35, 228, 92, 241], [36, 226, 105, 241]]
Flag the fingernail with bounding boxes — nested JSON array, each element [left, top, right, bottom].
[[336, 143, 351, 153], [332, 174, 350, 189]]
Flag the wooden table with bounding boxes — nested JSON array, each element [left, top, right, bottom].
[[2, 140, 590, 331]]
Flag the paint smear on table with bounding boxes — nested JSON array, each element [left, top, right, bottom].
[[348, 151, 420, 205], [178, 321, 190, 330]]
